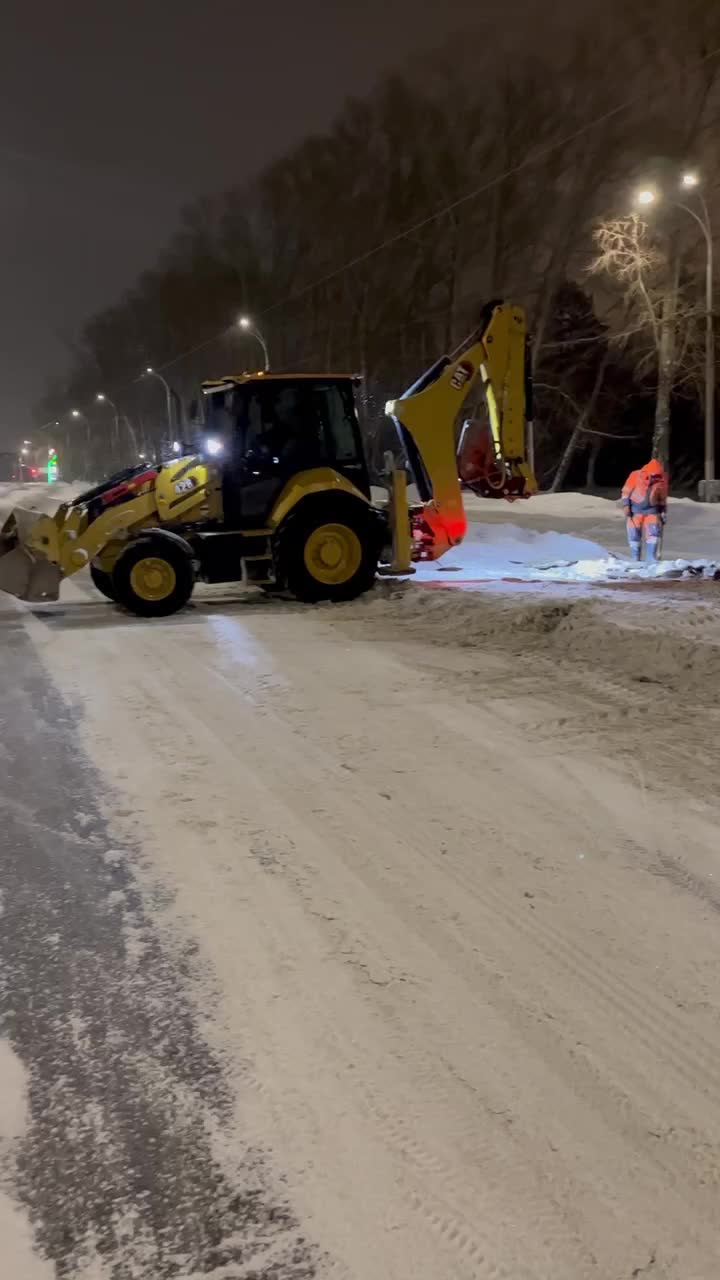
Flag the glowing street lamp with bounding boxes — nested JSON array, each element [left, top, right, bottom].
[[635, 188, 657, 207], [237, 315, 270, 371]]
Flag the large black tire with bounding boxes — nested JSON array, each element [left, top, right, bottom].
[[112, 535, 194, 618], [90, 563, 118, 602], [275, 499, 379, 603]]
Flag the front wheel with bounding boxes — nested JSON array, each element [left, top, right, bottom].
[[275, 501, 379, 603], [90, 563, 118, 602], [112, 535, 194, 618]]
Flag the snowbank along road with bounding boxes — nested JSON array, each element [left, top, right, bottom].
[[2, 484, 720, 1278]]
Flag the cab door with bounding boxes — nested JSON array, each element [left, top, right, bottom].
[[308, 380, 370, 499], [224, 382, 323, 527]]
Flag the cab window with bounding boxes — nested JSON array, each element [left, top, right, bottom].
[[310, 383, 361, 462]]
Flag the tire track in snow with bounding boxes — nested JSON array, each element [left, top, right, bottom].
[[52, 619, 706, 1276], [23, 591, 720, 1276], [0, 609, 316, 1279], [146, 619, 720, 1266], [34, 617, 600, 1278]]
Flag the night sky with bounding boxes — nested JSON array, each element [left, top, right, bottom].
[[1, 0, 496, 446]]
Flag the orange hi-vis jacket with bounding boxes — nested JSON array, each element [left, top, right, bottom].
[[621, 461, 668, 516]]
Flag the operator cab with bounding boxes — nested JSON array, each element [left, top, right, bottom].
[[200, 373, 370, 528]]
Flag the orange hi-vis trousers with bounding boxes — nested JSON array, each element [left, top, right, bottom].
[[626, 512, 663, 562]]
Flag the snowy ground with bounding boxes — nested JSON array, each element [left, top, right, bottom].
[[0, 481, 86, 513], [0, 1041, 53, 1279], [2, 484, 720, 1278], [413, 491, 720, 586]]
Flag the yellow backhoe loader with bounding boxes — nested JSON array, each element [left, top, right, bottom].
[[0, 301, 536, 618]]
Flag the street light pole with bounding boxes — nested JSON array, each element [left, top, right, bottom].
[[635, 173, 715, 497], [705, 212, 714, 491], [144, 368, 174, 445], [70, 410, 92, 478], [121, 415, 140, 458], [680, 193, 715, 492], [237, 316, 270, 371], [96, 393, 121, 463]]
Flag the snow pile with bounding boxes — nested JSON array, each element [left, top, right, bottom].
[[534, 557, 719, 583], [0, 482, 86, 520], [349, 582, 720, 696], [410, 518, 720, 586], [462, 490, 720, 561], [464, 491, 617, 520], [414, 522, 608, 584]]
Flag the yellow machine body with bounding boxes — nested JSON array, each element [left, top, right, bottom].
[[0, 301, 535, 610], [0, 458, 213, 602], [265, 468, 369, 530]]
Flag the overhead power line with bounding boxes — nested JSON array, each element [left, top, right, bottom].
[[49, 35, 720, 418], [150, 38, 720, 379]]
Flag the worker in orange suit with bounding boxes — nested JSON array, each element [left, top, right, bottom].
[[621, 459, 668, 562]]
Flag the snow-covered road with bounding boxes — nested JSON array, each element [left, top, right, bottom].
[[3, 487, 720, 1278]]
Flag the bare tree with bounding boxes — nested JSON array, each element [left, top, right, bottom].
[[34, 8, 720, 492], [590, 215, 703, 466]]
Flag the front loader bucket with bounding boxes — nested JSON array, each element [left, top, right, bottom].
[[0, 545, 61, 602], [0, 509, 63, 603]]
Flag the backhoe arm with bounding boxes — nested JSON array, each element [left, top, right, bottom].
[[385, 301, 536, 561]]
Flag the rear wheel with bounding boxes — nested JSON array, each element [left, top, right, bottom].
[[112, 535, 194, 618], [276, 501, 378, 603], [90, 563, 117, 602]]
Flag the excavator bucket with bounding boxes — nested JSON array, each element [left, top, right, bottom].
[[457, 419, 531, 501], [0, 509, 63, 603]]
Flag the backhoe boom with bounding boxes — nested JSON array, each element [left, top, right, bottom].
[[384, 301, 536, 561]]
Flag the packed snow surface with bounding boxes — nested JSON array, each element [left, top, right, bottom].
[[3, 486, 720, 1277], [0, 1040, 54, 1278]]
